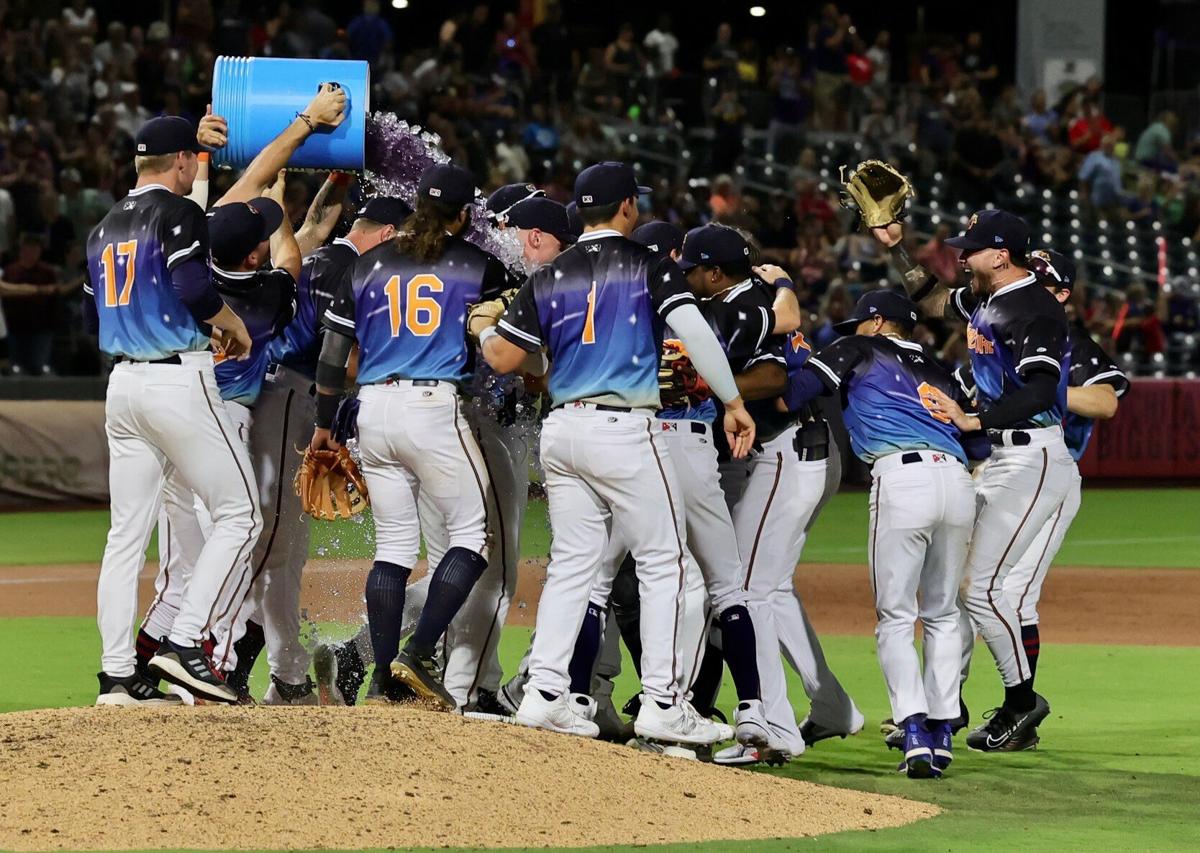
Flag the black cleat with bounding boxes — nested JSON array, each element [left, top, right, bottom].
[[949, 698, 970, 734], [391, 647, 456, 709], [364, 667, 417, 704], [966, 694, 1050, 752], [468, 688, 512, 716], [148, 638, 236, 704], [314, 641, 367, 706], [95, 671, 183, 707]]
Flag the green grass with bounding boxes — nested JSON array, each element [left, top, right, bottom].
[[2, 488, 1198, 569], [2, 619, 1197, 851]]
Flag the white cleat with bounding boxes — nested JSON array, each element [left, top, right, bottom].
[[515, 690, 600, 738], [634, 696, 727, 746], [734, 699, 771, 748], [569, 692, 598, 720], [714, 743, 761, 766]]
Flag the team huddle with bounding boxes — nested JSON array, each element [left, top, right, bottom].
[[85, 88, 1128, 780]]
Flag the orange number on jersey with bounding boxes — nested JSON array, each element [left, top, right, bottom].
[[790, 331, 812, 353], [582, 281, 597, 345], [384, 274, 444, 338], [100, 240, 138, 308], [917, 381, 951, 423]]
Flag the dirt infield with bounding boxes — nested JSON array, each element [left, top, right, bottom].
[[1, 559, 1195, 646], [0, 707, 937, 851]]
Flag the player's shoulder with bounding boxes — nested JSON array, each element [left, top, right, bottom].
[[445, 234, 501, 267]]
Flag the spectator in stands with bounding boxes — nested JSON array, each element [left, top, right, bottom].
[[495, 12, 534, 82], [0, 130, 55, 233], [1114, 282, 1165, 355], [1021, 89, 1058, 142], [111, 83, 150, 139], [915, 223, 963, 288], [866, 30, 891, 91], [0, 233, 61, 375], [702, 22, 739, 87], [961, 31, 999, 97], [859, 96, 896, 139], [710, 83, 746, 173], [813, 283, 853, 347], [1079, 130, 1125, 216], [94, 21, 136, 74], [347, 0, 393, 70], [58, 168, 109, 247], [533, 3, 576, 102], [643, 14, 679, 78], [604, 23, 645, 108], [708, 174, 741, 221], [62, 0, 98, 38], [1068, 98, 1114, 154], [951, 112, 1007, 206], [0, 187, 15, 262], [812, 4, 852, 130], [522, 103, 560, 161], [1158, 276, 1199, 335], [1134, 111, 1179, 172], [766, 47, 807, 159]]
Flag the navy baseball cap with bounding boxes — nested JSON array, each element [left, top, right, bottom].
[[833, 289, 920, 335], [1029, 248, 1077, 291], [945, 209, 1030, 256], [356, 196, 412, 228], [631, 221, 685, 257], [565, 201, 584, 240], [506, 197, 576, 244], [135, 116, 201, 156], [678, 223, 750, 271], [486, 182, 544, 220], [208, 197, 284, 266], [574, 161, 651, 208], [417, 163, 476, 207]]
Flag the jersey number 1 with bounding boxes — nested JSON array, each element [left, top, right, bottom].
[[581, 282, 597, 345], [385, 274, 443, 337], [100, 241, 138, 307]]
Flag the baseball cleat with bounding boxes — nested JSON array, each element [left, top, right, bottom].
[[592, 693, 632, 742], [949, 699, 971, 735], [314, 641, 366, 706], [263, 675, 319, 706], [95, 671, 184, 707], [714, 743, 761, 766], [467, 688, 512, 717], [734, 699, 771, 748], [884, 726, 904, 751], [966, 694, 1050, 752], [898, 715, 935, 779], [880, 717, 899, 735], [391, 647, 455, 710], [634, 697, 729, 746], [569, 692, 598, 720], [148, 638, 237, 704], [515, 690, 600, 737], [800, 709, 866, 746], [497, 681, 522, 715], [929, 720, 954, 773], [363, 667, 417, 704]]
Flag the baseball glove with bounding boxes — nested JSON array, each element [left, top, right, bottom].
[[659, 339, 712, 407], [294, 446, 370, 521], [467, 288, 519, 339], [840, 159, 914, 228]]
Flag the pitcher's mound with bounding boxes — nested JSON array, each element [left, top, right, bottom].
[[0, 707, 936, 850]]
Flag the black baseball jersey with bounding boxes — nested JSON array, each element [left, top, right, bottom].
[[324, 235, 510, 384], [212, 265, 297, 406], [83, 184, 212, 360], [268, 236, 358, 377], [948, 274, 1069, 429], [1063, 327, 1128, 459], [808, 334, 975, 464], [497, 229, 697, 409]]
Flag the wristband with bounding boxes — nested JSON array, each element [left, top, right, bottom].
[[478, 325, 499, 345], [197, 151, 210, 163], [295, 112, 316, 132], [315, 392, 341, 430], [774, 275, 795, 292]]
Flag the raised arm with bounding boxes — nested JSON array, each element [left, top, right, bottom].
[[262, 170, 302, 281], [295, 172, 351, 257], [870, 222, 956, 319]]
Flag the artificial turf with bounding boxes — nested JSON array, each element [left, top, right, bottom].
[[2, 487, 1198, 569]]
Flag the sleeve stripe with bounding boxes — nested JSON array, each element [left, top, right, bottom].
[[951, 288, 971, 321], [657, 292, 695, 315], [746, 352, 787, 366], [323, 310, 355, 330], [1082, 369, 1127, 387], [166, 240, 201, 268], [1018, 355, 1062, 373], [809, 356, 841, 388], [756, 306, 771, 351], [82, 283, 94, 295], [497, 318, 542, 346]]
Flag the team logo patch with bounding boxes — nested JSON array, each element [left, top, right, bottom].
[[661, 422, 678, 432], [932, 453, 947, 463], [968, 213, 979, 230], [428, 187, 442, 197], [790, 331, 812, 353], [966, 324, 995, 355], [581, 194, 593, 204]]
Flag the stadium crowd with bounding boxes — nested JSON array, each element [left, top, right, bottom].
[[0, 0, 1197, 377]]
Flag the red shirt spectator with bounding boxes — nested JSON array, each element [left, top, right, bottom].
[[915, 224, 962, 287], [1068, 103, 1113, 154]]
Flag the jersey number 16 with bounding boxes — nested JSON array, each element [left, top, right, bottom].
[[385, 274, 443, 337]]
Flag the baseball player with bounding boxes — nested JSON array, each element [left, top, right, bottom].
[[474, 161, 755, 744], [87, 115, 257, 705], [312, 163, 509, 708], [785, 289, 987, 778], [878, 209, 1075, 751], [955, 249, 1129, 749], [671, 225, 864, 764], [485, 182, 546, 227]]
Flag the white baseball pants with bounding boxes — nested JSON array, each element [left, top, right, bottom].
[[98, 353, 261, 677], [869, 451, 975, 722], [1003, 462, 1082, 626], [960, 427, 1076, 687], [527, 405, 688, 704]]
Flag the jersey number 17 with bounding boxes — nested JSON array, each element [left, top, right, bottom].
[[99, 240, 138, 307]]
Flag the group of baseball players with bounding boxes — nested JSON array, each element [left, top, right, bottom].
[[86, 92, 1128, 780]]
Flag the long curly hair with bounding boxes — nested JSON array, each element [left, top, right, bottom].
[[392, 196, 468, 263]]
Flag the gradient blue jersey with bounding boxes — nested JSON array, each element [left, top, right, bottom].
[[212, 266, 297, 406], [807, 335, 971, 464], [323, 235, 509, 384], [497, 229, 697, 409], [83, 185, 212, 360], [268, 236, 356, 377], [949, 274, 1069, 429], [1063, 327, 1129, 460]]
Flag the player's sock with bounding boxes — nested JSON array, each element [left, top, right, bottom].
[[718, 605, 761, 700], [225, 620, 265, 696], [610, 553, 644, 677], [568, 602, 604, 694], [408, 548, 488, 656], [365, 561, 412, 671], [1021, 624, 1040, 680], [134, 628, 160, 677], [1004, 678, 1036, 713]]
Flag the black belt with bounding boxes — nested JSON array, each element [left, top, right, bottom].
[[384, 377, 446, 387], [114, 354, 182, 365], [794, 418, 830, 462], [554, 403, 633, 413], [689, 421, 707, 435], [902, 452, 923, 464], [988, 430, 1031, 446]]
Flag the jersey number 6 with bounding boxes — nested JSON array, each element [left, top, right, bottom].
[[385, 273, 443, 338], [917, 381, 952, 424], [99, 240, 138, 308]]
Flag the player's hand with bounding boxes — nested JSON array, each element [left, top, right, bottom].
[[752, 264, 792, 287], [215, 319, 253, 362], [921, 385, 981, 432], [870, 222, 903, 248], [264, 169, 287, 204], [198, 104, 228, 149], [305, 83, 347, 129], [722, 398, 756, 459], [310, 427, 341, 451]]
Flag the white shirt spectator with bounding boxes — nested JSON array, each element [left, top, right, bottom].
[[0, 188, 15, 260], [62, 4, 97, 37], [644, 28, 680, 77], [866, 44, 890, 86]]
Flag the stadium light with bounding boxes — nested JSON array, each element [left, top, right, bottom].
[[391, 0, 408, 8], [750, 6, 767, 17]]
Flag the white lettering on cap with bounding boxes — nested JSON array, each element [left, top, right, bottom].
[[429, 187, 442, 198], [582, 194, 593, 204], [137, 143, 147, 152]]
